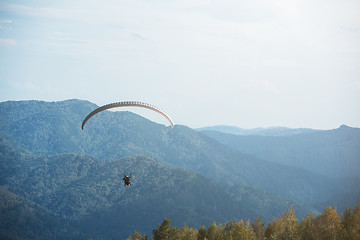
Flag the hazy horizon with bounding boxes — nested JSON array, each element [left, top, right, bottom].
[[1, 0, 359, 130]]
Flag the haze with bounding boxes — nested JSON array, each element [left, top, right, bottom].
[[1, 0, 359, 129]]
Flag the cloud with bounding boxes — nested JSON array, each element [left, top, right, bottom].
[[0, 20, 12, 24], [0, 38, 16, 46], [0, 3, 80, 21], [131, 33, 146, 40], [0, 19, 12, 30]]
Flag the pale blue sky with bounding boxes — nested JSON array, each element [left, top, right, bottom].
[[1, 0, 359, 129]]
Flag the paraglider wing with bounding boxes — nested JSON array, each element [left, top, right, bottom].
[[81, 101, 174, 130]]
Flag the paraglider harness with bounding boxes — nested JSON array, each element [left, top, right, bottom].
[[123, 174, 131, 186]]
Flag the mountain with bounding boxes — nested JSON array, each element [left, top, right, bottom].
[[1, 99, 359, 238], [0, 100, 357, 204], [0, 135, 313, 239], [0, 186, 86, 240], [196, 125, 320, 136], [314, 191, 360, 214], [200, 125, 360, 178]]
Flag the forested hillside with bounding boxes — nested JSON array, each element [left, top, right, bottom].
[[0, 135, 308, 239], [0, 186, 85, 240], [1, 99, 359, 239], [1, 100, 358, 203]]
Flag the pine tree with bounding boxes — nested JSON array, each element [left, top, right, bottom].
[[153, 218, 172, 240]]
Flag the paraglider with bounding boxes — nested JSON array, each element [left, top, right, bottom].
[[81, 101, 174, 130], [123, 174, 131, 186], [81, 101, 174, 188]]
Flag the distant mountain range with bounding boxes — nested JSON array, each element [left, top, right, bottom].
[[1, 99, 359, 239], [199, 125, 360, 178], [196, 125, 321, 136]]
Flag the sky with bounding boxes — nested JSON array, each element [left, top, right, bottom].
[[1, 0, 359, 130]]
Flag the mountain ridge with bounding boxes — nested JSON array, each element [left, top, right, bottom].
[[1, 99, 359, 239], [196, 125, 321, 136], [1, 99, 356, 204], [200, 125, 360, 178]]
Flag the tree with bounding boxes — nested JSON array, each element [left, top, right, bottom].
[[224, 219, 242, 240], [132, 205, 360, 240], [206, 222, 223, 240], [340, 204, 360, 240], [153, 218, 172, 240], [223, 219, 255, 240], [178, 223, 197, 240], [316, 206, 341, 240], [198, 225, 207, 240], [299, 213, 320, 240], [242, 219, 256, 240], [126, 231, 148, 240], [265, 206, 300, 240], [252, 216, 265, 240]]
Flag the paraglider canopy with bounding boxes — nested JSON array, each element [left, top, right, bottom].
[[81, 101, 174, 130]]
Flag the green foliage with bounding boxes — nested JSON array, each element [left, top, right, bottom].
[[147, 205, 360, 240], [299, 213, 319, 240], [223, 219, 255, 240], [316, 206, 341, 240], [153, 218, 172, 240], [178, 223, 198, 240], [197, 226, 206, 240], [299, 205, 358, 240], [206, 222, 223, 240], [150, 218, 257, 240], [126, 231, 148, 240], [265, 206, 300, 240], [252, 217, 265, 240], [341, 204, 360, 240], [152, 219, 197, 240]]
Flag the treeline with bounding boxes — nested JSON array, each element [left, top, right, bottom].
[[126, 204, 360, 240]]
